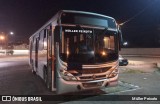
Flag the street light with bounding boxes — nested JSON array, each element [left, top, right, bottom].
[[10, 32, 14, 35], [0, 35, 5, 40], [0, 35, 5, 50]]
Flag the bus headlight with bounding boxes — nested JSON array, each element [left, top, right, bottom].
[[108, 68, 119, 78], [60, 70, 77, 81]]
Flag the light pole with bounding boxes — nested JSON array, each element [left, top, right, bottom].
[[0, 32, 6, 50], [0, 35, 5, 50], [6, 31, 14, 47], [0, 35, 5, 40]]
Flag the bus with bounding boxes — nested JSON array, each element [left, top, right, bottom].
[[29, 10, 122, 94]]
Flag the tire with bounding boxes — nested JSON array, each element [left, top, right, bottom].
[[31, 63, 36, 75], [30, 59, 36, 75], [32, 69, 36, 75]]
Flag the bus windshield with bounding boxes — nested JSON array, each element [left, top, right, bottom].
[[61, 12, 116, 29], [60, 26, 118, 64]]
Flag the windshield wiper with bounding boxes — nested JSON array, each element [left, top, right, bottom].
[[76, 25, 92, 38]]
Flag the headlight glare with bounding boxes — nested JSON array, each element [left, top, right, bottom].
[[60, 70, 77, 81]]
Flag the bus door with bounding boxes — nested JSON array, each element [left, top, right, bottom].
[[46, 27, 56, 91], [54, 26, 61, 94]]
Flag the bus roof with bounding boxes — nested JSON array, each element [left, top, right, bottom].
[[30, 10, 116, 39], [61, 10, 115, 20]]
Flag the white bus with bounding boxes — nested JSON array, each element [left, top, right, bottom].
[[29, 10, 122, 94]]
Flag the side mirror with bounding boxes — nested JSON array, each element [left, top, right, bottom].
[[118, 30, 123, 51], [54, 26, 62, 42]]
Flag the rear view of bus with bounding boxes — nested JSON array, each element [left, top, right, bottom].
[[29, 10, 122, 94]]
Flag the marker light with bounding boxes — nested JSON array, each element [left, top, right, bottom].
[[102, 51, 106, 56]]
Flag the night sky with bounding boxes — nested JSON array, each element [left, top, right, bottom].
[[0, 0, 160, 47]]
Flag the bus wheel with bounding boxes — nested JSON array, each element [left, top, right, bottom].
[[32, 69, 36, 75], [31, 62, 36, 75]]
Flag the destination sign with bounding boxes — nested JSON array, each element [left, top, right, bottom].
[[65, 29, 92, 34]]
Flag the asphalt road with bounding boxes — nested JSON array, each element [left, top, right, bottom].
[[0, 61, 50, 95], [0, 56, 160, 104]]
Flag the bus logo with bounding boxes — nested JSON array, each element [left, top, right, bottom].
[[2, 96, 11, 101], [92, 75, 96, 80]]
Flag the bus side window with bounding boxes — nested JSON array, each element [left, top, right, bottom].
[[44, 30, 47, 50], [33, 37, 36, 51], [48, 29, 52, 57], [39, 30, 44, 50]]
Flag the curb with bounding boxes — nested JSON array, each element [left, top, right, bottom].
[[128, 61, 160, 69], [128, 61, 156, 66], [122, 55, 160, 58], [157, 63, 160, 68]]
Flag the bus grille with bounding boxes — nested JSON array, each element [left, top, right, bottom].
[[82, 82, 103, 88], [76, 67, 111, 74], [79, 74, 106, 80]]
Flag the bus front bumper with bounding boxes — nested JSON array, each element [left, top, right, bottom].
[[56, 74, 118, 94]]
